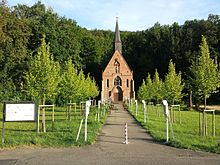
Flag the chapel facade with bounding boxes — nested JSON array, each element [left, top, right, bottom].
[[101, 18, 135, 102]]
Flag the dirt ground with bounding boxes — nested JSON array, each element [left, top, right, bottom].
[[200, 105, 220, 111]]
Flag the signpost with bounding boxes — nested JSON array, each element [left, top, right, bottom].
[[95, 100, 101, 122], [76, 100, 91, 142], [135, 100, 138, 116], [162, 100, 169, 143], [142, 100, 147, 123], [2, 102, 37, 144]]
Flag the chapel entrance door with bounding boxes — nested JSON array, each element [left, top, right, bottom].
[[112, 86, 123, 102]]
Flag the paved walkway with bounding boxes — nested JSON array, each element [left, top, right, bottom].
[[0, 103, 220, 165]]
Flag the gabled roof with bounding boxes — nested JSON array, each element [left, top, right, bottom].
[[103, 50, 132, 75]]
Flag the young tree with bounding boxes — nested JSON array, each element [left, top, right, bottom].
[[137, 79, 146, 101], [145, 73, 153, 102], [164, 60, 184, 105], [25, 35, 60, 104], [59, 58, 79, 104], [152, 69, 163, 103], [190, 35, 220, 109]]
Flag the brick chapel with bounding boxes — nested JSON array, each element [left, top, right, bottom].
[[101, 18, 135, 102]]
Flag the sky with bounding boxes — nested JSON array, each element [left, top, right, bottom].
[[7, 0, 220, 31]]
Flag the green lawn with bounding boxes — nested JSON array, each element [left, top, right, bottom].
[[128, 103, 220, 153], [0, 103, 109, 148]]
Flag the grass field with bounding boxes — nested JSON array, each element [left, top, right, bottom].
[[128, 103, 220, 153], [0, 103, 109, 148]]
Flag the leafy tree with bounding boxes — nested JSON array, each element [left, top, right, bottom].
[[25, 35, 60, 104], [59, 58, 79, 104], [164, 60, 184, 104], [0, 2, 31, 101], [137, 80, 146, 101], [152, 69, 163, 103], [137, 73, 153, 102], [190, 35, 220, 109]]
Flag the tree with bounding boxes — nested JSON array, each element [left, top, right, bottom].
[[59, 58, 79, 104], [152, 69, 163, 103], [137, 73, 153, 102], [164, 60, 184, 104], [0, 2, 31, 101], [137, 80, 146, 101], [25, 35, 60, 104], [190, 35, 220, 109]]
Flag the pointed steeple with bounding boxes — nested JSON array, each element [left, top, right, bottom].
[[114, 17, 122, 54]]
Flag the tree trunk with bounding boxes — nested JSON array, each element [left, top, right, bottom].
[[189, 91, 193, 108], [204, 95, 206, 110]]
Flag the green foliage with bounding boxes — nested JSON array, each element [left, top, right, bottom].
[[138, 63, 184, 105], [152, 69, 163, 103], [190, 35, 220, 108], [164, 60, 184, 104], [25, 35, 60, 104], [2, 1, 220, 104], [59, 59, 99, 104], [59, 59, 79, 104], [0, 3, 31, 101], [137, 80, 146, 101]]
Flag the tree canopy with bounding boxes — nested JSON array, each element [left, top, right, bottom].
[[1, 1, 220, 106]]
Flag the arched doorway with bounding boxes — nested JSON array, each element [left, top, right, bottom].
[[112, 86, 123, 102]]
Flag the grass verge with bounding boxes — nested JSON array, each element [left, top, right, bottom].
[[127, 103, 220, 153], [0, 104, 109, 148]]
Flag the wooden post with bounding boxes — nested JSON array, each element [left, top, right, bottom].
[[170, 106, 173, 123], [205, 112, 207, 136], [199, 111, 201, 135], [212, 111, 215, 136], [2, 120, 5, 145], [69, 104, 72, 120], [37, 106, 40, 133], [42, 107, 46, 132], [52, 105, 54, 130], [156, 105, 158, 117], [179, 106, 181, 124], [203, 111, 205, 136], [66, 105, 68, 119]]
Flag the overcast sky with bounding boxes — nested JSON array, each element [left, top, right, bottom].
[[8, 0, 220, 31]]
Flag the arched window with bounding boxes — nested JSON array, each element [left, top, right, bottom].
[[114, 76, 122, 86], [127, 79, 129, 87]]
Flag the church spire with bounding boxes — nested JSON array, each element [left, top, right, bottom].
[[114, 17, 122, 54]]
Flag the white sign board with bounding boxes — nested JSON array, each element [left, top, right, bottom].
[[4, 103, 36, 121]]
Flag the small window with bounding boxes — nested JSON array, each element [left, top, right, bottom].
[[107, 79, 109, 88], [127, 79, 129, 87]]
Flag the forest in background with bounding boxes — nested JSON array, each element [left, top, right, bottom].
[[1, 1, 220, 105]]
